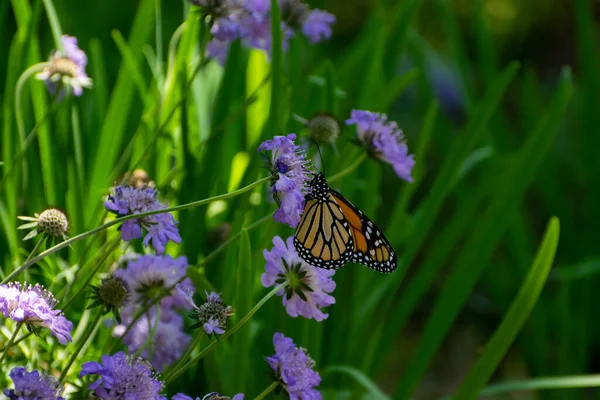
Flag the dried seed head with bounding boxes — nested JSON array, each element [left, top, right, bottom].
[[37, 208, 69, 237], [307, 114, 340, 143]]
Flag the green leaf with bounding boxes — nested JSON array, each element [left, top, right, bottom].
[[325, 366, 390, 400], [480, 375, 600, 396], [453, 217, 560, 399], [269, 0, 283, 136]]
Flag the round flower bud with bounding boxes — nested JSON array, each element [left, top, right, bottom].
[[307, 114, 340, 143], [89, 275, 130, 323], [37, 208, 69, 238]]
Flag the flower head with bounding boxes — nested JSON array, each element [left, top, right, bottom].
[[18, 208, 69, 241], [114, 255, 194, 312], [306, 114, 340, 143], [178, 286, 234, 337], [262, 236, 335, 321], [35, 35, 92, 97], [346, 109, 415, 182], [0, 282, 72, 344], [88, 275, 130, 323], [104, 185, 181, 255], [301, 9, 335, 43], [266, 333, 321, 400], [3, 367, 65, 400], [80, 352, 166, 400], [173, 393, 244, 400], [258, 134, 312, 228], [120, 310, 190, 372]]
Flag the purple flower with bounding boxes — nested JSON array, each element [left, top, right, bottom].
[[80, 352, 166, 400], [0, 282, 72, 344], [266, 332, 321, 400], [177, 285, 234, 337], [173, 393, 244, 400], [302, 10, 335, 43], [114, 255, 194, 313], [3, 367, 65, 400], [104, 185, 181, 255], [262, 236, 335, 321], [346, 109, 416, 182], [120, 310, 190, 372], [258, 134, 312, 228], [36, 35, 92, 97]]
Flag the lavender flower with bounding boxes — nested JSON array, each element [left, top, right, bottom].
[[80, 352, 166, 400], [177, 285, 234, 337], [120, 310, 190, 372], [104, 185, 181, 255], [114, 255, 194, 312], [262, 236, 335, 321], [173, 393, 244, 400], [266, 332, 321, 400], [3, 367, 65, 400], [258, 134, 312, 228], [346, 109, 416, 182], [301, 9, 335, 43], [36, 35, 92, 97], [0, 282, 72, 344]]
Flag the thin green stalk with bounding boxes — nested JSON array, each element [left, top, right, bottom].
[[164, 332, 205, 382], [479, 375, 600, 396], [59, 309, 104, 382], [42, 0, 64, 52], [0, 322, 23, 364], [1, 176, 270, 284], [254, 382, 279, 400], [165, 283, 286, 384], [0, 331, 33, 353]]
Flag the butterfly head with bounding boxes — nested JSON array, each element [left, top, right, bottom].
[[306, 173, 330, 201]]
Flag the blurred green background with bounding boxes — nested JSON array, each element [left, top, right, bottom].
[[1, 0, 599, 399]]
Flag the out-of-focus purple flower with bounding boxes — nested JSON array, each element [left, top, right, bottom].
[[80, 352, 166, 400], [114, 255, 194, 313], [266, 332, 321, 400], [3, 367, 65, 400], [177, 285, 234, 337], [0, 282, 72, 344], [258, 134, 312, 228], [346, 109, 416, 182], [104, 185, 181, 255], [302, 10, 335, 43], [262, 236, 335, 321], [120, 310, 190, 372], [173, 393, 244, 400], [35, 35, 92, 97]]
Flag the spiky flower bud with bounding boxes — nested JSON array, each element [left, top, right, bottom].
[[177, 286, 234, 337], [307, 114, 340, 143], [89, 276, 130, 323], [18, 208, 69, 241]]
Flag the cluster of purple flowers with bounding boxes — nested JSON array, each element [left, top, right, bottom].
[[104, 185, 182, 255], [177, 286, 235, 337], [3, 367, 65, 400], [197, 0, 335, 63]]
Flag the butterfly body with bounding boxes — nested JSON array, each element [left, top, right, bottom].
[[293, 173, 397, 273]]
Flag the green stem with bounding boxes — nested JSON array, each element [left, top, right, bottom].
[[328, 152, 368, 183], [165, 283, 286, 384], [0, 322, 23, 364], [1, 176, 270, 284], [59, 309, 104, 382], [163, 331, 204, 382], [0, 332, 33, 353], [254, 381, 279, 400], [42, 0, 64, 52]]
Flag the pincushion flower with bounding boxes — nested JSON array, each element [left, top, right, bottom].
[[262, 236, 335, 321], [346, 109, 415, 182], [80, 352, 166, 400], [3, 367, 65, 400], [177, 285, 234, 337], [258, 134, 312, 228], [36, 35, 92, 97], [17, 208, 69, 242], [266, 332, 321, 400], [104, 185, 181, 255], [0, 282, 72, 344], [301, 9, 335, 43]]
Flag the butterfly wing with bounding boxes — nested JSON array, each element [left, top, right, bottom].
[[330, 189, 398, 273], [294, 195, 355, 269]]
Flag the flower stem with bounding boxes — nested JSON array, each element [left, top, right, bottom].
[[162, 331, 204, 382], [328, 152, 368, 183], [59, 309, 104, 383], [164, 283, 286, 384], [42, 0, 64, 53], [0, 322, 23, 364], [1, 176, 270, 284], [254, 381, 279, 400]]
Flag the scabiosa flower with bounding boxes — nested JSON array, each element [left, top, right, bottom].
[[3, 367, 65, 400], [104, 185, 181, 255], [120, 311, 190, 372], [0, 282, 72, 344], [173, 392, 244, 400], [17, 208, 69, 241], [258, 134, 312, 228], [88, 275, 130, 323], [266, 332, 321, 400], [80, 352, 166, 400], [262, 236, 335, 321], [177, 285, 234, 337], [346, 109, 416, 182], [35, 35, 92, 97], [114, 255, 194, 312]]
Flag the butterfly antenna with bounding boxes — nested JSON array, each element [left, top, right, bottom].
[[314, 141, 326, 177]]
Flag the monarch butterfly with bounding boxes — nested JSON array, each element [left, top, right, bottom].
[[293, 173, 397, 273]]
